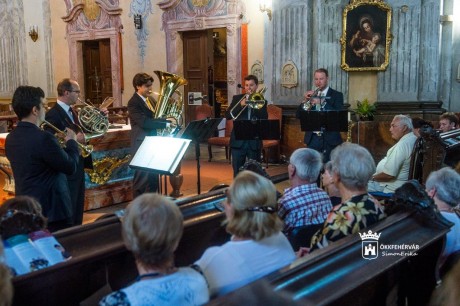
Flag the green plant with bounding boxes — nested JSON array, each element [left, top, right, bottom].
[[354, 98, 376, 120]]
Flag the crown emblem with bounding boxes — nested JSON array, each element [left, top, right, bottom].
[[359, 230, 381, 241]]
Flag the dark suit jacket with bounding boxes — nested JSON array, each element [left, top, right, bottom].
[[225, 93, 269, 149], [296, 87, 344, 145], [127, 93, 169, 156], [5, 122, 79, 222]]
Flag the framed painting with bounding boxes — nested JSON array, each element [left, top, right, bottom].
[[340, 0, 392, 71]]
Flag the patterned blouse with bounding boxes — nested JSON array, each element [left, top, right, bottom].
[[310, 193, 385, 250]]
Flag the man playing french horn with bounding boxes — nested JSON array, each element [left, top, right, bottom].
[[45, 78, 108, 226], [225, 75, 268, 177], [296, 68, 344, 163]]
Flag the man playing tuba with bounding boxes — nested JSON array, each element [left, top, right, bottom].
[[128, 72, 171, 198]]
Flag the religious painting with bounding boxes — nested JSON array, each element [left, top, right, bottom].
[[341, 0, 392, 71]]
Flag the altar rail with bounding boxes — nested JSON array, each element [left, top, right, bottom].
[[11, 189, 228, 306]]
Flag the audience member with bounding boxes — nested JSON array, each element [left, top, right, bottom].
[[425, 168, 460, 267], [309, 143, 385, 250], [368, 114, 417, 193], [430, 260, 460, 306], [438, 112, 459, 133], [411, 116, 433, 137], [195, 171, 295, 297], [0, 240, 13, 306], [321, 161, 341, 205], [438, 112, 460, 168], [99, 193, 209, 306], [241, 159, 282, 199], [0, 196, 47, 239], [278, 148, 332, 237]]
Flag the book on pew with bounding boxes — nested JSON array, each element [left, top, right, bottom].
[[29, 230, 70, 264], [3, 230, 69, 276], [4, 234, 49, 275], [129, 136, 191, 175]]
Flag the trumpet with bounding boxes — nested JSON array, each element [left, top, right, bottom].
[[40, 120, 93, 158], [229, 86, 267, 119], [301, 88, 321, 111]]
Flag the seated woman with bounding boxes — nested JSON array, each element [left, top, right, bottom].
[[0, 240, 13, 306], [195, 171, 296, 297], [321, 161, 341, 205], [99, 193, 209, 306], [310, 143, 385, 250], [0, 196, 47, 239], [425, 168, 460, 269]]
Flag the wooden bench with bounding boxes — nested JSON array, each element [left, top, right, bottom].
[[11, 189, 228, 306]]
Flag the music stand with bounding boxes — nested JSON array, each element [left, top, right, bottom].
[[129, 136, 191, 175], [181, 118, 223, 194], [299, 110, 348, 155], [233, 119, 280, 140]]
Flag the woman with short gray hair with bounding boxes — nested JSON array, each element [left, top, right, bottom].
[[426, 167, 460, 265], [309, 143, 385, 250]]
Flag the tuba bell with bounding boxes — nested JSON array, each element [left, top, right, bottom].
[[153, 70, 188, 136]]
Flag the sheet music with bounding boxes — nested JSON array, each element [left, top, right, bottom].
[[130, 136, 191, 174]]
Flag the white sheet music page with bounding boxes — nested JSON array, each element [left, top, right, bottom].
[[129, 136, 191, 175]]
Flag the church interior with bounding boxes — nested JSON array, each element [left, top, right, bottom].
[[1, 0, 460, 304]]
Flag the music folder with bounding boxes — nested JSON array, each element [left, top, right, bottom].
[[233, 119, 280, 140], [129, 136, 191, 175]]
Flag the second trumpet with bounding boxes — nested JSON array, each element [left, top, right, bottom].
[[40, 120, 93, 158]]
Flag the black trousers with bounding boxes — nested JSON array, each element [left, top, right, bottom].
[[231, 142, 261, 177], [133, 169, 160, 199]]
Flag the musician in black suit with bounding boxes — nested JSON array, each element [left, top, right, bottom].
[[45, 78, 92, 226], [5, 86, 79, 232], [128, 73, 169, 198], [225, 75, 268, 177], [296, 68, 344, 163]]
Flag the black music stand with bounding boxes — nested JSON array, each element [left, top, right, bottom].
[[181, 118, 223, 194], [233, 119, 280, 141], [299, 110, 348, 155]]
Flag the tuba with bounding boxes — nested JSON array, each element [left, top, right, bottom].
[[153, 70, 188, 136]]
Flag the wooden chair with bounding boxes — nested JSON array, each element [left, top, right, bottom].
[[262, 104, 282, 167], [195, 103, 213, 120], [207, 119, 233, 163]]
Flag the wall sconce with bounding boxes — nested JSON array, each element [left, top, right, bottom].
[[29, 25, 38, 42], [259, 0, 272, 21], [134, 14, 142, 29]]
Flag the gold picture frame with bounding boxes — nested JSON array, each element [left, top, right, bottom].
[[340, 0, 392, 71]]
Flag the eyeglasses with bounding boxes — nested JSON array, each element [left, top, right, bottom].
[[69, 90, 80, 93], [246, 206, 277, 213]]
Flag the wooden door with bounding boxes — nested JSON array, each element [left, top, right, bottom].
[[183, 30, 213, 123], [82, 39, 112, 105]]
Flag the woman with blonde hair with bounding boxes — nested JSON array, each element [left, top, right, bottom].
[[99, 193, 209, 306], [195, 171, 295, 297]]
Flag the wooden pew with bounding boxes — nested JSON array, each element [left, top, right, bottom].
[[11, 189, 228, 306], [209, 197, 451, 305]]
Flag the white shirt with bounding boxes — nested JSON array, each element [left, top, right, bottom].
[[195, 232, 295, 297], [57, 100, 74, 123], [375, 132, 417, 193]]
